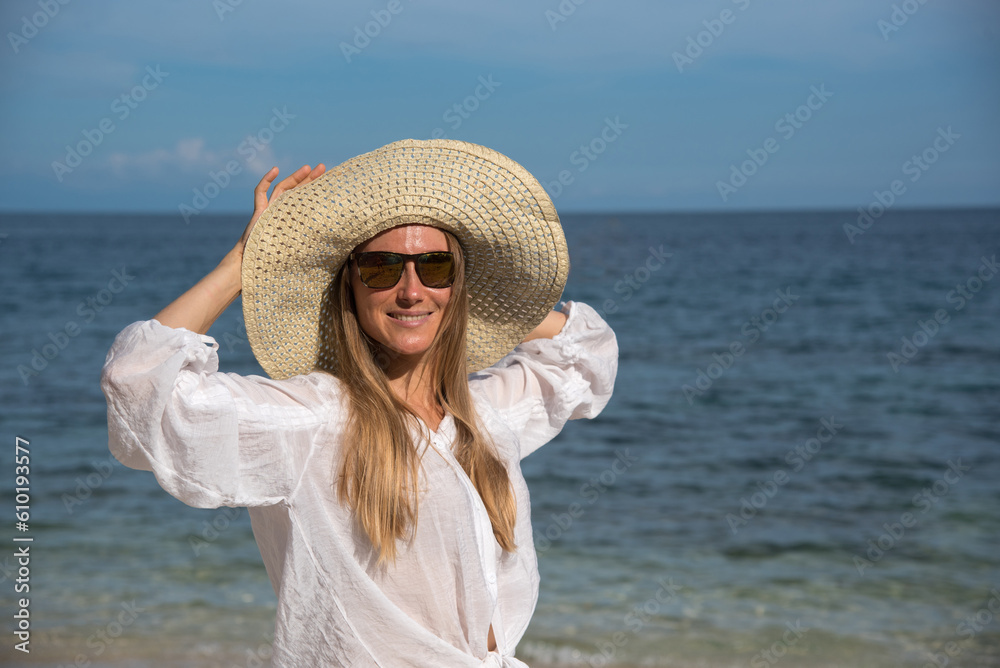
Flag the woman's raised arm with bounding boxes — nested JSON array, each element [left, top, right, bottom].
[[153, 164, 326, 334]]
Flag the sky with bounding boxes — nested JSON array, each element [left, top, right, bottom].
[[0, 0, 997, 214]]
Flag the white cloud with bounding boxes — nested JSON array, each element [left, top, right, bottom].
[[106, 138, 276, 180], [107, 138, 214, 177]]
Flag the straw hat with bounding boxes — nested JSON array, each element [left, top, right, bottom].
[[241, 138, 569, 379]]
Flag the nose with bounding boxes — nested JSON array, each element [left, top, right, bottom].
[[395, 260, 424, 303]]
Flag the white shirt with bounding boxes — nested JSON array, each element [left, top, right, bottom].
[[101, 301, 618, 667]]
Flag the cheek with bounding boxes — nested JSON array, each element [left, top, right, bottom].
[[350, 283, 378, 332]]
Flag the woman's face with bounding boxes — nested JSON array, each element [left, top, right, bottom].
[[349, 225, 452, 363]]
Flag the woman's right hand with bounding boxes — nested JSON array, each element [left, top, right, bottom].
[[153, 164, 326, 334], [238, 164, 327, 256]]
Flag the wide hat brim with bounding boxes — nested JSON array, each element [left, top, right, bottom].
[[241, 138, 569, 380]]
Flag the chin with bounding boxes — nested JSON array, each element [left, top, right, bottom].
[[380, 334, 436, 358]]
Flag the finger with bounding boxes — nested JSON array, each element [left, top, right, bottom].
[[305, 163, 326, 183], [271, 164, 313, 197], [253, 167, 279, 211], [292, 163, 327, 190]]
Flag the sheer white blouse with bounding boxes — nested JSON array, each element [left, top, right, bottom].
[[101, 301, 618, 667]]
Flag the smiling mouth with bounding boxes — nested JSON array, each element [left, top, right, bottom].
[[389, 313, 430, 322]]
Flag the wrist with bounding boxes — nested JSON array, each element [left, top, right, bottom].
[[211, 247, 244, 302], [223, 242, 244, 267]]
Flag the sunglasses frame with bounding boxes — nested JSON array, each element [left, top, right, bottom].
[[349, 251, 456, 289]]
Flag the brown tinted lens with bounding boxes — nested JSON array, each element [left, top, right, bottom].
[[357, 253, 404, 288], [417, 253, 455, 288]]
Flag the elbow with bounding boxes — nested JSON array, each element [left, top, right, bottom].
[[100, 354, 123, 401]]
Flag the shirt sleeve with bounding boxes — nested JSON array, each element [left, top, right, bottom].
[[470, 301, 618, 460], [100, 319, 337, 509]]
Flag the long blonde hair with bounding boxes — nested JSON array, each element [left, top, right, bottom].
[[328, 229, 517, 565]]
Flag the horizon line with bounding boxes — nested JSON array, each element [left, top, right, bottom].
[[1, 204, 998, 218]]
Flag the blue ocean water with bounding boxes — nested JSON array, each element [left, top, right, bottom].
[[0, 210, 998, 667]]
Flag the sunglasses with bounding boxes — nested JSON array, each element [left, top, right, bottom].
[[350, 251, 456, 289]]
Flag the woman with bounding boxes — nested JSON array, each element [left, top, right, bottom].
[[102, 139, 618, 667]]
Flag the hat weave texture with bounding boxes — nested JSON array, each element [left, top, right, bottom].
[[241, 138, 569, 379]]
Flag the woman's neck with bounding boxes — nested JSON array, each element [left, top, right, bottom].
[[384, 353, 442, 419], [390, 378, 445, 432]]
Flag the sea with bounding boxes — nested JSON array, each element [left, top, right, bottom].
[[0, 209, 997, 667]]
